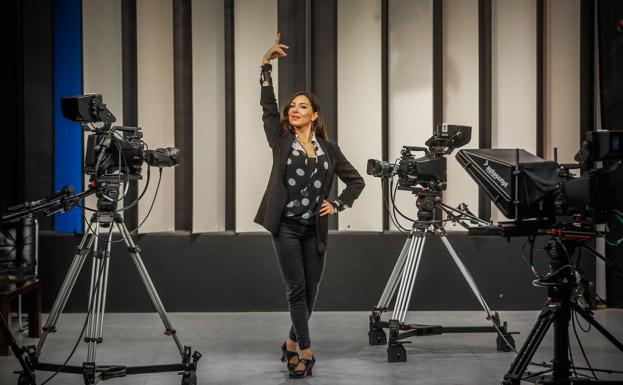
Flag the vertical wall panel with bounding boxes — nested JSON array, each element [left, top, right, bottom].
[[137, 0, 176, 232], [492, 0, 536, 152], [192, 0, 226, 232], [337, 0, 382, 231], [478, 0, 492, 220], [53, 0, 83, 233], [82, 0, 124, 222], [545, 0, 581, 164], [311, 0, 339, 230], [22, 0, 55, 231], [443, 0, 480, 221], [278, 0, 308, 99], [173, 0, 193, 231], [83, 1, 124, 128], [225, 0, 235, 230], [491, 0, 537, 220], [122, 0, 139, 230], [388, 0, 434, 229], [234, 0, 278, 232], [8, 0, 21, 216]]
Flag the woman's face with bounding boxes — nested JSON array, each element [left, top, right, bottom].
[[288, 95, 318, 130]]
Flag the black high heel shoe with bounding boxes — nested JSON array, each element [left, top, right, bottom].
[[280, 342, 299, 371], [288, 355, 315, 379]]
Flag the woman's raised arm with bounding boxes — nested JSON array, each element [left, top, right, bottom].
[[260, 33, 289, 148]]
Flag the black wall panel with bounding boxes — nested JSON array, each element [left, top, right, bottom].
[[310, 0, 338, 230], [173, 0, 194, 231], [478, 0, 492, 220], [122, 0, 139, 230], [598, 0, 623, 308], [224, 0, 236, 231], [598, 0, 623, 131], [22, 0, 54, 232], [580, 0, 595, 140], [278, 0, 308, 101], [311, 0, 337, 144], [278, 0, 338, 229], [38, 232, 591, 312], [5, 0, 54, 230], [6, 0, 21, 213]]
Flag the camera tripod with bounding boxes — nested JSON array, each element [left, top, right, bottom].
[[502, 236, 623, 385], [11, 181, 201, 385], [368, 193, 516, 362]]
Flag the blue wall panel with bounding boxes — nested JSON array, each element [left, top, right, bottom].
[[53, 0, 83, 233]]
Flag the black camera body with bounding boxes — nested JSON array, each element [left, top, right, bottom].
[[367, 146, 446, 192], [557, 162, 622, 224], [367, 124, 471, 193], [61, 94, 180, 182], [84, 127, 145, 179]]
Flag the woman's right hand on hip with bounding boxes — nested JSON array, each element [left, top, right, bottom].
[[263, 33, 289, 64]]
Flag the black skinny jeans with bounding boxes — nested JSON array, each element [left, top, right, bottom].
[[272, 219, 326, 350]]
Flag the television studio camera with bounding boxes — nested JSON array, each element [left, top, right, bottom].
[[366, 124, 517, 363], [1, 94, 200, 385], [456, 130, 623, 384]]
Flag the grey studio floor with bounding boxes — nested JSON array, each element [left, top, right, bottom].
[[1, 310, 623, 385]]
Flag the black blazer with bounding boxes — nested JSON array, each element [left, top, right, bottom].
[[254, 86, 365, 253]]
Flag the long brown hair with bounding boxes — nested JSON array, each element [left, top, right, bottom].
[[280, 91, 328, 140]]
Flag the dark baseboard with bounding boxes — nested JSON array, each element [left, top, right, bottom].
[[38, 231, 594, 312]]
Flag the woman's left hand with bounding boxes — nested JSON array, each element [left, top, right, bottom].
[[319, 199, 336, 216]]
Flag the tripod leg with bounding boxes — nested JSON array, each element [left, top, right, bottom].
[[85, 225, 113, 363], [502, 306, 557, 385], [0, 313, 36, 385], [438, 234, 493, 315], [394, 232, 426, 323], [377, 235, 413, 309], [572, 304, 623, 354], [85, 223, 101, 361], [369, 235, 415, 345], [116, 221, 185, 356], [385, 233, 424, 362], [36, 220, 96, 354], [438, 234, 517, 351]]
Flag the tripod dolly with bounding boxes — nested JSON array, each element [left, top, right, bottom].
[[368, 192, 516, 362], [2, 182, 201, 385]]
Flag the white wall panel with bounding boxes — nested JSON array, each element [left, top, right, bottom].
[[491, 0, 537, 220], [192, 0, 226, 232], [82, 0, 123, 225], [388, 0, 434, 230], [82, 0, 123, 124], [234, 0, 278, 232], [545, 0, 580, 164], [337, 0, 383, 231], [137, 0, 176, 232], [443, 0, 480, 225]]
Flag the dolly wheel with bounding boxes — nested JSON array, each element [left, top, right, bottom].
[[368, 327, 387, 345], [181, 370, 197, 385], [387, 343, 407, 362], [497, 333, 515, 352], [17, 373, 34, 385]]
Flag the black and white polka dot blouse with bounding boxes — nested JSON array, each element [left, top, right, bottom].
[[283, 134, 329, 225]]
